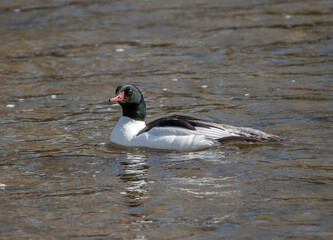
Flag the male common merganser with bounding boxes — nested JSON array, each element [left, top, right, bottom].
[[109, 84, 286, 151]]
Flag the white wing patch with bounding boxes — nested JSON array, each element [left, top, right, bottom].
[[146, 126, 238, 140], [194, 127, 238, 139]]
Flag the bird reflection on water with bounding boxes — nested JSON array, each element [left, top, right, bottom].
[[118, 153, 149, 208]]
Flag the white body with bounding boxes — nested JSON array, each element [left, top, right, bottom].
[[110, 116, 231, 151]]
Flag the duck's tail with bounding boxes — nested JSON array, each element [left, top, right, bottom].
[[216, 124, 290, 143]]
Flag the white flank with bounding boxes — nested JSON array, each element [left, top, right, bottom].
[[110, 116, 240, 151]]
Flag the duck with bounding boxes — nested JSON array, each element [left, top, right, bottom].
[[109, 84, 287, 151]]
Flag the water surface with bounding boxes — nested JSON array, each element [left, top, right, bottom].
[[0, 0, 332, 239]]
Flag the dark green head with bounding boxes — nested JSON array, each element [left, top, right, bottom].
[[109, 84, 146, 121]]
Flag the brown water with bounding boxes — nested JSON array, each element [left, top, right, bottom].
[[1, 0, 332, 239]]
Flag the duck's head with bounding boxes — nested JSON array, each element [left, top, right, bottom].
[[109, 84, 146, 121]]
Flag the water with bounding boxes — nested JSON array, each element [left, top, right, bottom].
[[1, 0, 332, 239]]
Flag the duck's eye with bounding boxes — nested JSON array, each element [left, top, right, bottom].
[[127, 89, 133, 96]]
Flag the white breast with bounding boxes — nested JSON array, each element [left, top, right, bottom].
[[110, 116, 146, 146]]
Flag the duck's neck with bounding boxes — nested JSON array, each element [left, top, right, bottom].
[[121, 100, 146, 121]]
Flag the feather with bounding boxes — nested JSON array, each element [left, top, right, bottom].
[[137, 115, 287, 143]]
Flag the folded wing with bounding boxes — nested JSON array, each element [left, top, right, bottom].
[[138, 115, 285, 143]]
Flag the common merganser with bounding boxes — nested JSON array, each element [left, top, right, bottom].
[[109, 84, 286, 151]]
